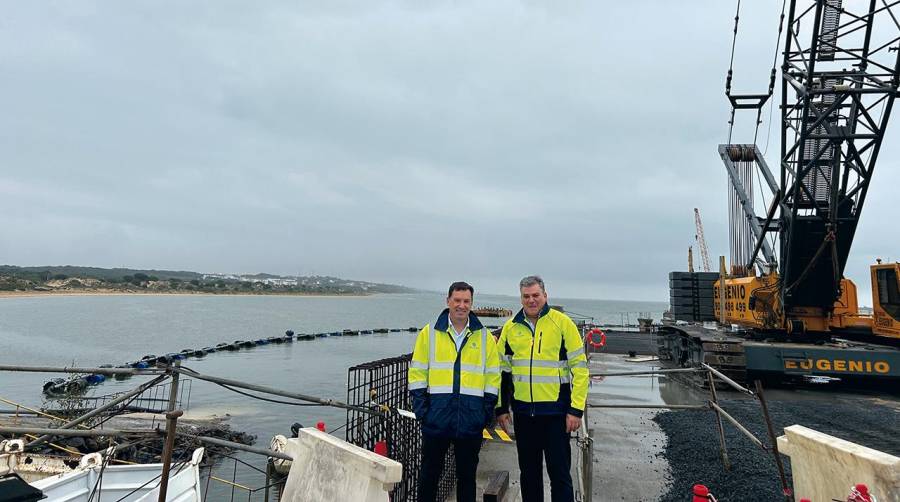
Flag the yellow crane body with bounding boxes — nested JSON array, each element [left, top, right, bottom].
[[714, 262, 900, 339]]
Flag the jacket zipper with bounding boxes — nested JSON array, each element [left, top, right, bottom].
[[529, 324, 536, 417], [454, 331, 469, 433]]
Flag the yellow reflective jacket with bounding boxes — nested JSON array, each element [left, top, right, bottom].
[[496, 304, 588, 417], [408, 309, 500, 438]]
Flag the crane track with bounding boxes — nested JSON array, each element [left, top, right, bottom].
[[657, 324, 747, 387]]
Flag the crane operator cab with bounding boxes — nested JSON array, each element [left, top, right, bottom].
[[872, 261, 900, 339]]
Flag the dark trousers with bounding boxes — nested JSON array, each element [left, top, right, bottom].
[[513, 414, 573, 502], [418, 435, 482, 502]]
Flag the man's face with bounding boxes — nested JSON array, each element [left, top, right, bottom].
[[447, 289, 473, 324], [520, 284, 547, 318]]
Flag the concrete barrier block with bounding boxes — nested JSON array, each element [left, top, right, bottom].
[[777, 424, 899, 502], [280, 428, 403, 502]]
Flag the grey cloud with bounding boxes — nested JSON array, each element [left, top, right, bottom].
[[1, 0, 898, 303]]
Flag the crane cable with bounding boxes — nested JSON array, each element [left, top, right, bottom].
[[725, 0, 788, 146], [762, 0, 788, 156], [724, 0, 789, 273], [726, 0, 743, 144]]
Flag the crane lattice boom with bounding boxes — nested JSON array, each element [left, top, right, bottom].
[[694, 208, 712, 273]]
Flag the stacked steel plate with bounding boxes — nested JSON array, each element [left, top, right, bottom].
[[669, 271, 719, 322]]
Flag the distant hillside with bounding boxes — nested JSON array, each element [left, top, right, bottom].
[[0, 265, 202, 281], [0, 265, 415, 295]]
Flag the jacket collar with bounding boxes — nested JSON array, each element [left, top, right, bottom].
[[513, 303, 551, 326], [434, 308, 485, 332]]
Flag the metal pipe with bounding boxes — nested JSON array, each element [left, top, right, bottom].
[[590, 368, 703, 377], [166, 361, 181, 414], [587, 404, 708, 409], [719, 257, 728, 324], [175, 367, 379, 415], [157, 410, 183, 502], [708, 401, 764, 449], [708, 371, 732, 471], [0, 409, 39, 415], [25, 374, 168, 449], [158, 362, 182, 502], [181, 434, 293, 461], [581, 407, 592, 502], [0, 364, 164, 376], [702, 363, 755, 396], [0, 426, 157, 437], [755, 380, 794, 502]]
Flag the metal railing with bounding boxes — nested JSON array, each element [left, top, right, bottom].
[[0, 358, 412, 501], [586, 364, 793, 502], [345, 353, 455, 502], [42, 379, 192, 419]]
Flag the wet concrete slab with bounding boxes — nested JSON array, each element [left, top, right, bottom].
[[587, 353, 707, 502], [463, 352, 705, 501]]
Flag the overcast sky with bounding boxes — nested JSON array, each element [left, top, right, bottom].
[[1, 1, 898, 302]]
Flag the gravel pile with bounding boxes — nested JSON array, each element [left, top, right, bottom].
[[654, 397, 900, 501]]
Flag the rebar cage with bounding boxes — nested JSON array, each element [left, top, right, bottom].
[[345, 353, 456, 502]]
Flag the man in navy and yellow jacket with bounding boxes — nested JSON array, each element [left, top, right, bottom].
[[408, 281, 500, 502], [495, 275, 588, 502]]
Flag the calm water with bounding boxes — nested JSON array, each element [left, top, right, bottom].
[[0, 292, 665, 496]]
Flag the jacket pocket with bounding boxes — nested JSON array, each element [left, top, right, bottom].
[[459, 397, 487, 438], [422, 399, 451, 437]]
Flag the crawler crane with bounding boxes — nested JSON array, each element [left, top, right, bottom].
[[660, 0, 900, 384]]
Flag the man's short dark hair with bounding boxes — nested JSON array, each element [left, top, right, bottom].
[[447, 281, 474, 298], [519, 275, 546, 293]]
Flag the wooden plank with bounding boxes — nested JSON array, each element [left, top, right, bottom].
[[483, 471, 509, 502], [483, 470, 509, 502]]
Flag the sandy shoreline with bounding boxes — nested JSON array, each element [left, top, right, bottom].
[[0, 290, 372, 299]]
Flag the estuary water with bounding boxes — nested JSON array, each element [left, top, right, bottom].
[[0, 292, 665, 496]]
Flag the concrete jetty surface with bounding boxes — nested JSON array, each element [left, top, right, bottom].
[[468, 351, 702, 501]]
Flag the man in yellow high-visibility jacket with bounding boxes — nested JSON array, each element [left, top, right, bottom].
[[495, 275, 588, 502], [408, 281, 501, 502]]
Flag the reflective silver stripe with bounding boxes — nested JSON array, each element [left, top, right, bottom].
[[511, 359, 564, 368], [427, 324, 455, 370], [568, 361, 588, 369], [480, 328, 487, 373], [460, 364, 481, 373], [459, 386, 484, 397], [567, 347, 585, 360], [485, 367, 500, 375], [409, 361, 428, 370], [484, 385, 499, 395], [500, 366, 512, 373], [409, 381, 428, 390], [559, 375, 571, 384], [428, 385, 454, 394], [428, 325, 436, 369], [513, 375, 565, 384]]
